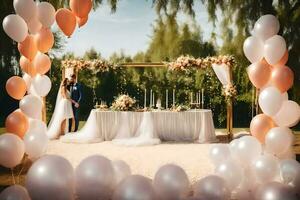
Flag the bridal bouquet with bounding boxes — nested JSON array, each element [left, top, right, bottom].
[[111, 95, 136, 111]]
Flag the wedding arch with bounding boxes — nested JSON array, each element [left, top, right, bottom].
[[59, 55, 236, 140]]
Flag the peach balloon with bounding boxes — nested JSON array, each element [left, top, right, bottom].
[[33, 53, 51, 74], [274, 50, 288, 67], [18, 35, 38, 61], [20, 56, 37, 77], [56, 8, 77, 37], [35, 27, 54, 53], [270, 65, 294, 92], [70, 0, 92, 18], [247, 59, 271, 89], [6, 76, 27, 100], [77, 16, 88, 28], [250, 114, 275, 143], [5, 110, 29, 138]]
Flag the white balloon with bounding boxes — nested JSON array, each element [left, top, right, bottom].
[[37, 2, 55, 27], [253, 14, 280, 41], [264, 35, 286, 65], [20, 94, 43, 119], [2, 14, 28, 42], [259, 87, 283, 116], [273, 100, 300, 127], [209, 144, 231, 166], [32, 74, 52, 97], [276, 148, 296, 160], [280, 159, 300, 184], [27, 118, 47, 134], [13, 0, 37, 22], [22, 73, 32, 92], [112, 160, 131, 186], [252, 154, 279, 183], [265, 127, 294, 155], [281, 92, 289, 101], [27, 17, 42, 34], [243, 36, 264, 63], [24, 129, 48, 160]]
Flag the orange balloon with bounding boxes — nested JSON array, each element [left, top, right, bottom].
[[5, 110, 29, 138], [18, 35, 38, 61], [34, 27, 54, 53], [6, 76, 27, 100], [247, 59, 271, 89], [250, 114, 275, 143], [33, 53, 51, 74], [274, 50, 288, 67], [77, 16, 88, 28], [70, 0, 92, 18], [20, 56, 37, 77], [56, 8, 77, 37], [270, 65, 294, 92]]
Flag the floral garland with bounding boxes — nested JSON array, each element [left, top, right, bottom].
[[167, 55, 235, 72], [222, 84, 237, 99], [61, 59, 114, 73], [111, 94, 136, 111]]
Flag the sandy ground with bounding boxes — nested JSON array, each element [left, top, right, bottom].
[[47, 140, 215, 183]]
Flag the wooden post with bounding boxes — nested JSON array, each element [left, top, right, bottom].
[[227, 66, 234, 141]]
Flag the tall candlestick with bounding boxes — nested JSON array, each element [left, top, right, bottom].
[[144, 89, 147, 108], [150, 89, 152, 107], [173, 89, 175, 106], [153, 93, 155, 108], [196, 92, 198, 104], [201, 88, 204, 108], [166, 89, 168, 109], [190, 92, 193, 104]]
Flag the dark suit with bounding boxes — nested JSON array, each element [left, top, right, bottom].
[[68, 82, 82, 132]]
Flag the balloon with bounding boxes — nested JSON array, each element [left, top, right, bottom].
[[27, 16, 42, 34], [70, 0, 93, 18], [215, 159, 243, 190], [253, 14, 280, 41], [265, 127, 294, 155], [274, 50, 288, 67], [20, 56, 37, 77], [6, 76, 27, 100], [233, 136, 262, 167], [56, 8, 77, 37], [26, 155, 75, 200], [75, 155, 115, 200], [22, 73, 32, 92], [20, 94, 43, 119], [18, 35, 38, 61], [280, 159, 300, 184], [112, 175, 157, 200], [37, 2, 56, 27], [264, 35, 286, 65], [35, 27, 54, 53], [250, 114, 275, 143], [24, 128, 48, 160], [0, 184, 30, 200], [247, 60, 271, 89], [209, 144, 231, 166], [5, 110, 29, 138], [0, 133, 25, 168], [243, 36, 264, 63], [270, 65, 294, 92], [77, 15, 88, 28], [282, 92, 289, 101], [33, 52, 51, 74], [27, 118, 47, 134], [2, 14, 28, 42], [32, 74, 52, 97], [153, 164, 190, 200], [259, 87, 283, 116], [276, 148, 296, 160], [252, 154, 279, 183], [13, 0, 37, 22], [193, 175, 230, 200], [254, 182, 297, 200], [273, 100, 300, 127], [112, 160, 131, 186]]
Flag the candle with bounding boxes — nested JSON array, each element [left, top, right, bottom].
[[190, 92, 193, 104], [150, 89, 152, 107], [201, 89, 204, 103], [173, 89, 175, 106], [166, 89, 168, 109], [144, 89, 147, 108], [153, 92, 155, 108]]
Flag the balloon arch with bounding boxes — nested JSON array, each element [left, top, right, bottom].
[[61, 55, 237, 139]]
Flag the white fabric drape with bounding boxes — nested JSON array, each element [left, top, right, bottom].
[[212, 63, 231, 85]]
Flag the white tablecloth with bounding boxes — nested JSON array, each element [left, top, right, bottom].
[[61, 109, 216, 145]]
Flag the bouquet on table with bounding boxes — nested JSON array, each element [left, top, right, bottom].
[[171, 105, 190, 112], [111, 94, 136, 111]]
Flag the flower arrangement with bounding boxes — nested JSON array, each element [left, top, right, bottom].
[[167, 55, 236, 72], [222, 84, 237, 99], [171, 105, 190, 112], [111, 94, 136, 111], [62, 59, 114, 73]]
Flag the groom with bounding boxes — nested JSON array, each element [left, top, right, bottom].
[[68, 74, 83, 132]]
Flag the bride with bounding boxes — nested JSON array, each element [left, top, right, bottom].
[[47, 78, 74, 139]]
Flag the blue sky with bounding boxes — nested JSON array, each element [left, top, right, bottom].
[[58, 0, 218, 59]]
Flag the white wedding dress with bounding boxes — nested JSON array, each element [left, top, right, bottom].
[[47, 88, 74, 139]]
